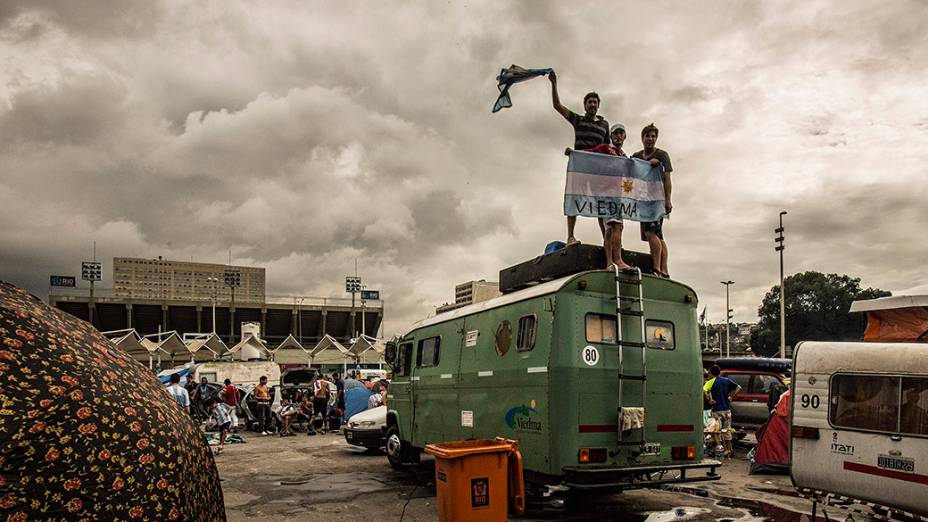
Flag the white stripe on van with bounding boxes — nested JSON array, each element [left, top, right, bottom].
[[526, 367, 548, 373], [478, 371, 494, 377], [440, 374, 452, 379], [411, 376, 421, 381]]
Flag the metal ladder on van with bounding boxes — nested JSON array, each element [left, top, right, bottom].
[[614, 265, 647, 446]]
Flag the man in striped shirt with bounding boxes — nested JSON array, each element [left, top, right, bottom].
[[549, 71, 610, 244]]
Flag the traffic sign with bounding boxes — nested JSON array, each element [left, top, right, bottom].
[[361, 290, 380, 300], [81, 262, 101, 282], [50, 275, 76, 287]]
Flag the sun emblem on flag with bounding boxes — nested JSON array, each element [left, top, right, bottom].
[[622, 179, 634, 194]]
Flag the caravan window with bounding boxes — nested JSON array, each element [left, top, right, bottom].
[[901, 377, 928, 436], [645, 320, 675, 350], [585, 314, 617, 344], [517, 315, 537, 352], [830, 375, 900, 433], [417, 337, 441, 367]]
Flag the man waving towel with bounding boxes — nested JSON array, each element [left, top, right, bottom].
[[492, 64, 554, 113]]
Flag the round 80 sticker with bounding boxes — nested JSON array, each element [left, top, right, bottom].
[[582, 345, 600, 366]]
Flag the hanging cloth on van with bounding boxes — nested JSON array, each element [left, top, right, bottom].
[[620, 407, 645, 431]]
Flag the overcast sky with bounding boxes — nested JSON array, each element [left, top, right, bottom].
[[2, 1, 927, 337]]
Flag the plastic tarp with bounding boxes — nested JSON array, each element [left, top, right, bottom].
[[751, 390, 791, 474], [344, 386, 372, 420], [225, 333, 269, 360], [271, 334, 310, 364], [863, 308, 928, 342], [185, 333, 227, 361], [104, 329, 151, 360], [0, 282, 225, 520]]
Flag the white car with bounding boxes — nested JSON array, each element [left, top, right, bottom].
[[343, 406, 386, 450]]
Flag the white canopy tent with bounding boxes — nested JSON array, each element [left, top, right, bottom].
[[347, 334, 386, 364], [309, 334, 351, 365], [103, 329, 162, 366], [271, 334, 313, 365], [140, 331, 188, 367], [184, 333, 228, 362]]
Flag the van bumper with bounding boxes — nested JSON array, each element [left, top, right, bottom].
[[562, 460, 721, 491]]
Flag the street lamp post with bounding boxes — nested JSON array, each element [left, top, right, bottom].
[[298, 297, 305, 344], [721, 280, 735, 357], [206, 276, 218, 334], [775, 211, 788, 359]]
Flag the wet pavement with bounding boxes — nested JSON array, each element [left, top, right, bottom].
[[215, 432, 865, 521]]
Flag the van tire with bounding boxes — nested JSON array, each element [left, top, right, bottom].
[[386, 425, 418, 469]]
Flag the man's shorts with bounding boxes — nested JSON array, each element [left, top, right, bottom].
[[218, 421, 231, 432], [640, 218, 663, 241], [712, 410, 732, 441]]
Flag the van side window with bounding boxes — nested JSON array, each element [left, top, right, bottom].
[[585, 314, 616, 344], [417, 337, 441, 367], [645, 320, 674, 350], [830, 375, 899, 433], [901, 377, 928, 436], [395, 342, 413, 377], [517, 315, 537, 352]]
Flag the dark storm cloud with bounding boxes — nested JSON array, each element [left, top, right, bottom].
[[2, 0, 927, 335]]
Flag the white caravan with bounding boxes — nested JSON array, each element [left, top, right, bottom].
[[790, 341, 928, 518]]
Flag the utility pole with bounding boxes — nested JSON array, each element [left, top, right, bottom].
[[721, 281, 734, 357], [346, 274, 362, 339], [224, 269, 241, 343], [207, 276, 218, 334], [775, 211, 788, 359]]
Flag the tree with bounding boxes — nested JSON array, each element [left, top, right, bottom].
[[749, 271, 890, 357]]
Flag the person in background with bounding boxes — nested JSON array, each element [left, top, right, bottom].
[[254, 375, 274, 435], [184, 374, 197, 417], [704, 365, 742, 459], [312, 376, 331, 435], [221, 378, 240, 432], [208, 399, 233, 454], [632, 123, 673, 277], [277, 398, 299, 437], [167, 373, 190, 413], [300, 393, 316, 436], [332, 371, 345, 412], [193, 376, 214, 421], [549, 70, 610, 245]]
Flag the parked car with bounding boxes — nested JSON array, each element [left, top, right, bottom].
[[343, 405, 386, 450], [720, 369, 788, 434]]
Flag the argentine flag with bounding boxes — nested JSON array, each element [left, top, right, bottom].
[[564, 150, 666, 222]]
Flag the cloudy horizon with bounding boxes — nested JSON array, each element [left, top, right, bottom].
[[2, 1, 927, 337]]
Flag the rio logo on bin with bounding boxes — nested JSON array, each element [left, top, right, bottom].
[[471, 477, 490, 508], [505, 405, 541, 432]]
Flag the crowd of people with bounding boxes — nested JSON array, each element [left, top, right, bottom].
[[550, 72, 674, 276], [166, 370, 387, 454]]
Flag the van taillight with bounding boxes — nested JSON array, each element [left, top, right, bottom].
[[671, 446, 695, 460], [578, 448, 607, 463], [791, 426, 820, 439]]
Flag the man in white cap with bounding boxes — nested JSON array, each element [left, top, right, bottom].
[[584, 124, 632, 269]]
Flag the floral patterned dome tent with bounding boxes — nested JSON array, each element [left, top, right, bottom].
[[0, 282, 225, 521]]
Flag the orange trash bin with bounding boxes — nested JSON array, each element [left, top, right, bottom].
[[424, 438, 525, 522]]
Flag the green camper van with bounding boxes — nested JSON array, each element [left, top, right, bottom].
[[384, 261, 720, 492]]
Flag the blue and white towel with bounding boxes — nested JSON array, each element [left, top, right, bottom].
[[564, 150, 666, 222], [493, 64, 554, 113]]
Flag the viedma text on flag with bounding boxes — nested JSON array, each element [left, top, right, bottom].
[[563, 150, 666, 223]]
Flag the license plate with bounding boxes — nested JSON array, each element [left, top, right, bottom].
[[642, 443, 661, 456], [346, 432, 353, 440], [878, 455, 915, 472]]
